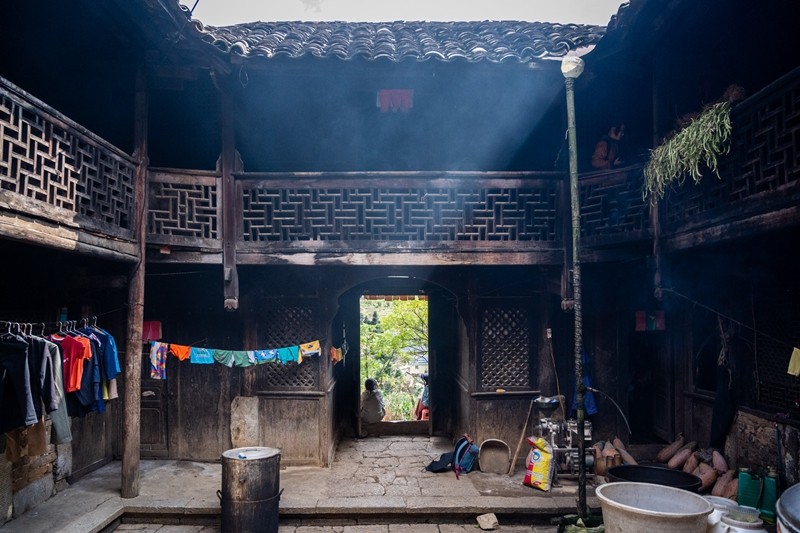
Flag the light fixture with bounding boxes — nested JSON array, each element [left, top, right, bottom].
[[560, 56, 584, 79]]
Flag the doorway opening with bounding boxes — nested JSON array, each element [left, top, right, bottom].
[[627, 330, 670, 444], [359, 294, 429, 423]]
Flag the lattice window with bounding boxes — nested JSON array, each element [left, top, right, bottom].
[[253, 303, 318, 390], [754, 290, 800, 412], [0, 89, 134, 232], [479, 304, 531, 391], [148, 180, 219, 239], [258, 359, 318, 389], [240, 186, 558, 242]]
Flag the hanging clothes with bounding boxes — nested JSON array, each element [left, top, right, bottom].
[[0, 332, 39, 433], [571, 351, 599, 416], [42, 338, 72, 443], [149, 341, 168, 379]]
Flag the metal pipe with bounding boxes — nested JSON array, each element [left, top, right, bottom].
[[561, 56, 587, 519]]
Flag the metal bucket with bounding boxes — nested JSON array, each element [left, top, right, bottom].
[[219, 446, 281, 533], [777, 482, 800, 533], [595, 481, 712, 533]]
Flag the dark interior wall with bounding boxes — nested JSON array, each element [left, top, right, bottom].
[[0, 0, 138, 153], [0, 241, 129, 477], [148, 74, 222, 170], [655, 227, 800, 487], [144, 265, 242, 460], [669, 228, 800, 419], [228, 59, 567, 172]]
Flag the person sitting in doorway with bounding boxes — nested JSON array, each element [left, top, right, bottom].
[[414, 373, 430, 420], [360, 378, 386, 425], [591, 124, 625, 169]]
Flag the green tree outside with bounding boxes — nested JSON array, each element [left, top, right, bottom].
[[360, 297, 428, 421]]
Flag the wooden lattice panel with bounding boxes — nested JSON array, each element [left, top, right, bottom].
[[0, 88, 134, 231], [754, 290, 800, 412], [479, 305, 531, 391], [259, 359, 318, 390], [148, 179, 219, 239], [254, 304, 318, 390], [240, 186, 558, 242], [580, 169, 648, 238], [664, 72, 800, 229]]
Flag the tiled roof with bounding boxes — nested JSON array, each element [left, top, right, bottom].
[[189, 20, 606, 64]]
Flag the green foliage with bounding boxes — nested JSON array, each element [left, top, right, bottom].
[[360, 298, 428, 421], [643, 101, 733, 199]]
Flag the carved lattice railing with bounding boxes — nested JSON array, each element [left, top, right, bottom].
[[238, 175, 562, 250], [663, 67, 800, 234], [147, 169, 221, 249], [0, 77, 135, 240], [579, 166, 650, 245], [146, 169, 655, 257]]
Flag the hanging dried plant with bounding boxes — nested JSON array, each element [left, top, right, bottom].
[[643, 85, 744, 199], [643, 101, 733, 198]]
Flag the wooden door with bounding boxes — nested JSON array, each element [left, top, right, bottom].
[[650, 335, 673, 442], [140, 348, 169, 458]]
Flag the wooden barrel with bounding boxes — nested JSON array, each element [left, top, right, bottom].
[[220, 446, 281, 533]]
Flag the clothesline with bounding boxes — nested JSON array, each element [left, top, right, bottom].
[[662, 287, 795, 349], [148, 338, 344, 379]]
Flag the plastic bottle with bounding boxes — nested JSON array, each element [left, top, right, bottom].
[[758, 467, 778, 523]]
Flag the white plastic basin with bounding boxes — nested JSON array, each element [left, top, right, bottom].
[[596, 481, 713, 533]]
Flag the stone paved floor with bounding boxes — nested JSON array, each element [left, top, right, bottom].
[[1, 435, 594, 532], [114, 436, 585, 532], [116, 523, 559, 532]]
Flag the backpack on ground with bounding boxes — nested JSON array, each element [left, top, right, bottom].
[[453, 434, 479, 477], [425, 434, 479, 478]]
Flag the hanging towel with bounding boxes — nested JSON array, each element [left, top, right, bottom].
[[277, 346, 299, 364], [169, 344, 192, 361], [142, 321, 162, 341], [788, 347, 800, 376], [212, 350, 253, 368], [213, 349, 235, 367], [149, 342, 168, 379], [330, 346, 343, 365], [299, 340, 321, 358], [189, 347, 214, 364], [253, 349, 279, 363]]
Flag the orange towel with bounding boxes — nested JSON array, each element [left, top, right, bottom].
[[169, 344, 191, 361]]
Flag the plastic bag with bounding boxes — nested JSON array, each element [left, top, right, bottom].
[[523, 436, 555, 491]]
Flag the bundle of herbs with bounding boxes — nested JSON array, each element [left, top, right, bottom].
[[643, 84, 744, 199]]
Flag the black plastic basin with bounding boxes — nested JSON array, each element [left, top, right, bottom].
[[606, 464, 703, 492]]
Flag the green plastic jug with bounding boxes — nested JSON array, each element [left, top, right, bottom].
[[737, 468, 761, 508], [759, 467, 779, 523]]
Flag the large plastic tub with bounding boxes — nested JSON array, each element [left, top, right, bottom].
[[596, 481, 713, 533], [607, 464, 702, 492]]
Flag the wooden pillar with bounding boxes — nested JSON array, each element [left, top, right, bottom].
[[122, 67, 148, 498], [221, 90, 240, 311]]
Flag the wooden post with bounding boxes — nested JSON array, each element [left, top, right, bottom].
[[221, 89, 240, 311], [121, 66, 148, 498]]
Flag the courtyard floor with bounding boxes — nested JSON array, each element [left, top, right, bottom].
[[0, 436, 599, 533]]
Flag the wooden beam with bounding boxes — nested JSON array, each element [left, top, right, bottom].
[[0, 214, 137, 262], [121, 67, 148, 499], [235, 250, 564, 266]]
